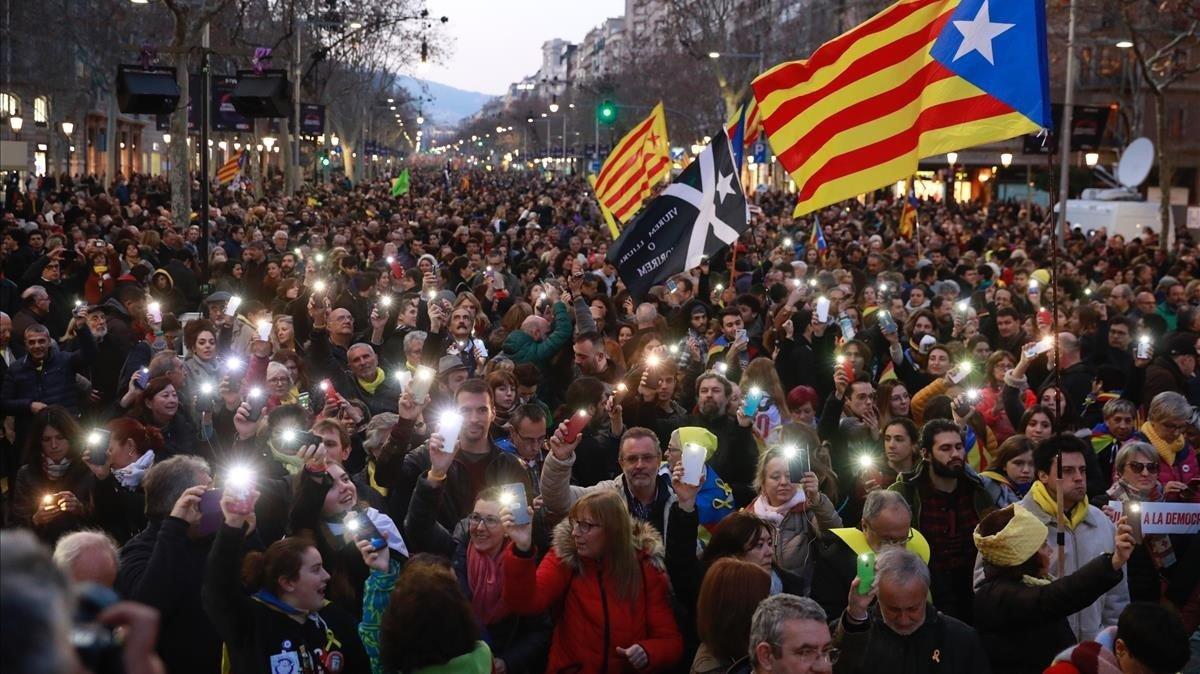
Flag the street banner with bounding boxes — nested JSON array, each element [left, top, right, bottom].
[[299, 104, 325, 135], [606, 129, 748, 301], [212, 76, 252, 132], [1108, 501, 1200, 535]]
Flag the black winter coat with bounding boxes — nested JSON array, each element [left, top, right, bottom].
[[972, 553, 1124, 674], [115, 517, 223, 674], [203, 522, 369, 674]]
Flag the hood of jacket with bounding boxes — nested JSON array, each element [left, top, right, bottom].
[[550, 512, 666, 573], [101, 295, 131, 319]]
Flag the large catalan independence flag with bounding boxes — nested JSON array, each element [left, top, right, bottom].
[[752, 0, 1050, 216]]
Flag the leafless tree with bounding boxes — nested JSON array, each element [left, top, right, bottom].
[[1117, 0, 1200, 239]]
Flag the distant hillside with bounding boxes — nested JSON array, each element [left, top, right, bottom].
[[398, 76, 493, 125]]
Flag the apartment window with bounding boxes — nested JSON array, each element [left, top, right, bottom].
[[0, 92, 18, 116], [34, 96, 49, 125]]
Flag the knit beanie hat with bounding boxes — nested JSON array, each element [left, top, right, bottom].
[[974, 504, 1048, 567]]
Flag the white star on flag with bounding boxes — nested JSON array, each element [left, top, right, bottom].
[[715, 171, 737, 205], [952, 0, 1015, 65], [661, 138, 743, 271]]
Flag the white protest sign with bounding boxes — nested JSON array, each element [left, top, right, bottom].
[[1108, 501, 1200, 535]]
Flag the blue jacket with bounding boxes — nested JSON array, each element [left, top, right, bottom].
[[0, 325, 97, 416]]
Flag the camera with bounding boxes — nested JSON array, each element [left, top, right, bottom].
[[72, 583, 123, 674]]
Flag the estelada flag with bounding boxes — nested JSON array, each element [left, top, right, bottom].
[[752, 0, 1050, 216], [592, 102, 670, 224], [216, 150, 246, 186]]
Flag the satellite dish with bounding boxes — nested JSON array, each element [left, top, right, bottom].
[[1117, 137, 1154, 188]]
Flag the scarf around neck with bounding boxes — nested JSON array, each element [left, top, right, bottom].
[[113, 450, 155, 489], [44, 456, 71, 480], [752, 489, 807, 525], [1030, 479, 1088, 530], [1139, 421, 1183, 466], [467, 542, 508, 625], [357, 368, 386, 395]]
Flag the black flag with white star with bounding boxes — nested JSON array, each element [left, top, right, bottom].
[[605, 129, 749, 301]]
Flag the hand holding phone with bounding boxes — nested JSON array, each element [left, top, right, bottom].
[[499, 483, 531, 526]]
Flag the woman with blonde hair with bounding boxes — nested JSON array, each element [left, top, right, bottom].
[[745, 445, 841, 591], [501, 489, 683, 673]]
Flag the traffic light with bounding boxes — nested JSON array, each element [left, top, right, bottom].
[[597, 100, 616, 125]]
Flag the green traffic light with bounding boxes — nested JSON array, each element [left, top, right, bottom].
[[597, 101, 616, 125]]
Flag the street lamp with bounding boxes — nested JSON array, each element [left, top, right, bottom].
[[162, 133, 171, 145], [1115, 40, 1133, 49], [1085, 152, 1099, 167], [61, 121, 74, 136], [416, 115, 424, 125], [549, 95, 559, 113], [1000, 152, 1013, 167], [946, 152, 958, 165], [330, 135, 339, 147], [262, 136, 276, 150], [707, 51, 721, 59], [218, 141, 228, 151], [9, 115, 22, 134]]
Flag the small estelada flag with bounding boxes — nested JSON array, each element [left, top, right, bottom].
[[216, 150, 246, 186]]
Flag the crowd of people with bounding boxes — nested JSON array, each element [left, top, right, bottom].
[[1, 164, 1198, 674]]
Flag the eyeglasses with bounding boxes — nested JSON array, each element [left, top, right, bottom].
[[468, 513, 501, 528], [516, 434, 547, 446], [784, 647, 840, 665], [571, 518, 600, 534], [1125, 461, 1158, 475], [1161, 421, 1189, 432], [267, 376, 290, 384], [867, 522, 915, 547]]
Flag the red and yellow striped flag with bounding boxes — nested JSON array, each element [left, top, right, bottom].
[[725, 95, 761, 147], [752, 0, 1049, 216], [592, 102, 670, 225], [216, 150, 246, 186]]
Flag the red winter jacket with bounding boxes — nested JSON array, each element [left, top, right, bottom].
[[502, 518, 682, 674]]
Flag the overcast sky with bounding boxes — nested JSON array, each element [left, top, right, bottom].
[[423, 0, 625, 95]]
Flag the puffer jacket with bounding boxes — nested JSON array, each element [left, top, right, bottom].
[[502, 518, 683, 674], [746, 494, 842, 592], [501, 301, 572, 374]]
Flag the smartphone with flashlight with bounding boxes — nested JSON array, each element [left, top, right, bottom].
[[85, 429, 111, 466], [563, 410, 591, 443], [789, 447, 811, 483], [856, 552, 876, 595], [499, 483, 531, 526], [245, 388, 267, 422], [196, 489, 224, 537], [343, 509, 387, 551], [135, 367, 150, 390]]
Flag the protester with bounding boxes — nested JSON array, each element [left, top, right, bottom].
[[832, 548, 990, 673], [971, 504, 1134, 674], [500, 489, 683, 673], [202, 486, 369, 674]]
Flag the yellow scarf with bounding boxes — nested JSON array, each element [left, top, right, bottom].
[[1030, 479, 1088, 530], [367, 459, 389, 497], [357, 368, 386, 395], [1139, 421, 1183, 466]]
